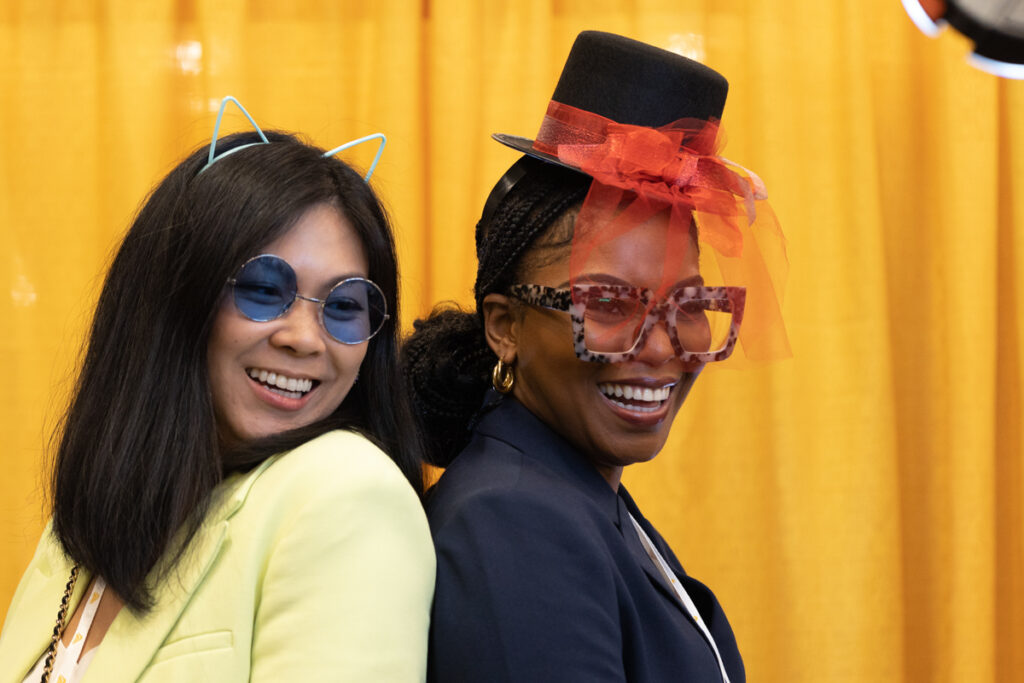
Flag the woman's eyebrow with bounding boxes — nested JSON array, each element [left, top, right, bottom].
[[328, 270, 367, 282], [564, 273, 629, 287], [562, 274, 707, 288], [303, 270, 368, 293], [670, 275, 706, 288]]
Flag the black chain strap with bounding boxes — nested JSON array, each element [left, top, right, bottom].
[[40, 564, 79, 683]]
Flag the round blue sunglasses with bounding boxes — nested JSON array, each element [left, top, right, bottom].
[[228, 254, 388, 345]]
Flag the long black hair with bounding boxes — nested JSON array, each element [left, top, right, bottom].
[[51, 131, 424, 612], [401, 157, 591, 466]]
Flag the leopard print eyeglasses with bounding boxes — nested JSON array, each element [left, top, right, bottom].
[[508, 283, 746, 364]]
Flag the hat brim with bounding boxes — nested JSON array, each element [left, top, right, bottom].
[[492, 133, 589, 176]]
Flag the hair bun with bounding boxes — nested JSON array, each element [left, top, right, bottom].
[[401, 306, 494, 465]]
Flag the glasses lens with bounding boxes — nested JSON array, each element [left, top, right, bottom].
[[322, 278, 388, 343], [580, 291, 646, 354], [232, 255, 297, 321], [671, 298, 734, 353], [578, 287, 737, 356]]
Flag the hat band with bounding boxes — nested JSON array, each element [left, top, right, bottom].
[[533, 101, 611, 155], [534, 100, 727, 157]]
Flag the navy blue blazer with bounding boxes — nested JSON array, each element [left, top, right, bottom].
[[426, 394, 745, 682]]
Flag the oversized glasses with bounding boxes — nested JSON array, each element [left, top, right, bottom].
[[228, 254, 388, 344], [508, 283, 746, 364]]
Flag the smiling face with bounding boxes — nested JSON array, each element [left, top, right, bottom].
[[487, 209, 703, 489], [207, 202, 370, 446]]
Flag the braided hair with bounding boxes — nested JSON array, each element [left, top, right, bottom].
[[402, 157, 591, 465]]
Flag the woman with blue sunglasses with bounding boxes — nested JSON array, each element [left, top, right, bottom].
[[0, 100, 434, 682]]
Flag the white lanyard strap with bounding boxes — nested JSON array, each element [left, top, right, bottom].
[[628, 514, 731, 683], [66, 576, 105, 660]]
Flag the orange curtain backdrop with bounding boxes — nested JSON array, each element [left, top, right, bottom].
[[1, 2, 1021, 681]]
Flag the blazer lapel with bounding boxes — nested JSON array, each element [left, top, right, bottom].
[[477, 397, 699, 624], [81, 518, 227, 682], [82, 457, 277, 681], [615, 496, 689, 615], [0, 531, 92, 680]]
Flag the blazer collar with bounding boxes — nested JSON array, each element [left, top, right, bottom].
[[474, 394, 694, 620], [84, 455, 279, 681], [1, 456, 279, 682], [616, 491, 692, 612], [473, 392, 624, 528]]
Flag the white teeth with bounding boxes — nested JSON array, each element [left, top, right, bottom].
[[248, 369, 314, 394], [598, 383, 673, 405], [609, 399, 660, 413]]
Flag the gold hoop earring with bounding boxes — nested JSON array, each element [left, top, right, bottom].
[[491, 359, 515, 394]]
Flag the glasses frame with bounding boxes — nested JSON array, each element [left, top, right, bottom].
[[508, 283, 746, 364], [227, 254, 389, 345]]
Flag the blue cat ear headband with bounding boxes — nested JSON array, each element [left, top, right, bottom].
[[197, 95, 387, 181]]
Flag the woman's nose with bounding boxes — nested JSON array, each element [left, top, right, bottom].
[[269, 298, 327, 355], [633, 318, 675, 365]]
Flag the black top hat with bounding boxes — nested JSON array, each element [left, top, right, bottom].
[[493, 31, 729, 169]]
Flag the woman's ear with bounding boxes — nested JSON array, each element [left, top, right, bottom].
[[481, 293, 518, 363]]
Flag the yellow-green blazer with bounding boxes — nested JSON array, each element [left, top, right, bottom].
[[0, 430, 435, 682]]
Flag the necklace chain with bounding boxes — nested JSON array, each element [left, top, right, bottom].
[[40, 564, 80, 683]]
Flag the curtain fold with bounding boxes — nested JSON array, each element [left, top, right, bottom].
[[2, 2, 1021, 680]]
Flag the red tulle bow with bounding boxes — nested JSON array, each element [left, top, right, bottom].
[[533, 101, 767, 257]]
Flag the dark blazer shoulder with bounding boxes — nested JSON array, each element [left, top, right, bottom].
[[426, 423, 611, 541]]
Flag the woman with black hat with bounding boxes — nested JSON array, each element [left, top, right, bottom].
[[404, 31, 788, 682]]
